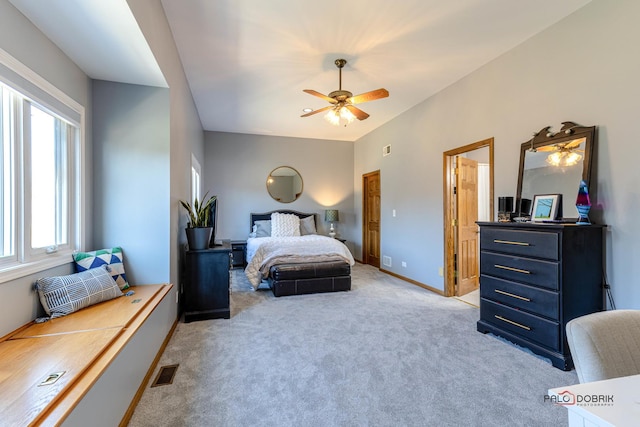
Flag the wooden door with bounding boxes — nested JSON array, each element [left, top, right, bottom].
[[362, 171, 380, 267], [455, 157, 479, 296]]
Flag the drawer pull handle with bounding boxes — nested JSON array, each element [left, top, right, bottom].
[[494, 315, 531, 331], [493, 239, 530, 246], [494, 264, 531, 274], [495, 289, 531, 302]]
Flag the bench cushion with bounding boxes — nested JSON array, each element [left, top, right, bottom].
[[269, 261, 350, 280], [268, 261, 351, 297]]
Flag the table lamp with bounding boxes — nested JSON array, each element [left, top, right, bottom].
[[324, 209, 339, 238]]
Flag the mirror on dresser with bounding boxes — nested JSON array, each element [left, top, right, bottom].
[[516, 121, 596, 220], [266, 166, 303, 203]]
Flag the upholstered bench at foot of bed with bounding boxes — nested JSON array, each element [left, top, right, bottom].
[[268, 261, 351, 297]]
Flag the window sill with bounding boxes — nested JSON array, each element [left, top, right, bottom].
[[0, 251, 75, 284]]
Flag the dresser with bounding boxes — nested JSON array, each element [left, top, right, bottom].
[[476, 222, 604, 370], [184, 241, 232, 322]]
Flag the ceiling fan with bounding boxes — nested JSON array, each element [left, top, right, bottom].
[[534, 138, 585, 167], [301, 59, 389, 125]]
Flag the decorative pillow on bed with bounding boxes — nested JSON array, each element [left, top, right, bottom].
[[253, 220, 272, 237], [300, 215, 317, 235], [35, 265, 123, 321], [271, 212, 301, 237], [73, 246, 129, 290]]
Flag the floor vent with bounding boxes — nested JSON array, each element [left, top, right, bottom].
[[151, 364, 179, 387]]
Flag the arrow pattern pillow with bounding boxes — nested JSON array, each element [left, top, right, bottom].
[[73, 246, 129, 290]]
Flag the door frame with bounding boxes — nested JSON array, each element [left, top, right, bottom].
[[443, 138, 494, 297], [362, 170, 380, 266]]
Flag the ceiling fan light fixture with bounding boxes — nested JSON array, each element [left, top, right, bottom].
[[546, 150, 582, 167], [564, 151, 582, 166], [325, 105, 355, 126], [302, 58, 388, 124]]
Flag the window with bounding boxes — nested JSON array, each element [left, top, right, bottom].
[[191, 154, 201, 204], [0, 50, 83, 281]]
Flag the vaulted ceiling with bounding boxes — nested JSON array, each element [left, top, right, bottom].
[[10, 0, 592, 141]]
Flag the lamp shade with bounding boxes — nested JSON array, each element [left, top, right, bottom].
[[324, 209, 339, 222]]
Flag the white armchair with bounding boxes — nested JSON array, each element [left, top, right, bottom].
[[566, 309, 640, 383]]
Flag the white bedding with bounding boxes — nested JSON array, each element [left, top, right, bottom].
[[244, 235, 355, 289]]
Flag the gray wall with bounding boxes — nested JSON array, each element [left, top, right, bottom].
[[0, 0, 204, 335], [203, 132, 355, 248], [0, 0, 92, 336], [128, 0, 206, 291], [355, 0, 640, 308], [92, 80, 170, 284]]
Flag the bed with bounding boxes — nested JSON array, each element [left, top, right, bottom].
[[244, 210, 355, 297]]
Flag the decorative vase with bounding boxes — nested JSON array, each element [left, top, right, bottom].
[[185, 227, 213, 250], [575, 180, 591, 225]]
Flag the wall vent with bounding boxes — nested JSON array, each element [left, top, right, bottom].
[[382, 145, 391, 156], [382, 256, 392, 267]]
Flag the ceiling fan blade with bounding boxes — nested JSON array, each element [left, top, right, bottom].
[[536, 146, 557, 152], [345, 104, 369, 120], [303, 89, 338, 104], [347, 88, 389, 104], [300, 105, 334, 117], [565, 138, 584, 149]]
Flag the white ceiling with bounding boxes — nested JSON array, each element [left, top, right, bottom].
[[10, 0, 592, 142]]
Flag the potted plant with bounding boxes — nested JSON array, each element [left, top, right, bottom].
[[180, 193, 217, 250]]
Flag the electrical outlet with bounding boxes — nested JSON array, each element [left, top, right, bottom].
[[175, 290, 179, 304], [392, 209, 396, 217], [438, 267, 444, 277], [402, 261, 407, 268]]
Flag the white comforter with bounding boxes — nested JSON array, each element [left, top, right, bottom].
[[244, 235, 355, 289]]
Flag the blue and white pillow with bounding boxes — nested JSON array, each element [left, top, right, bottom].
[[73, 246, 129, 290], [35, 266, 123, 321]]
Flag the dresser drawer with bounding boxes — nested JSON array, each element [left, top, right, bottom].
[[480, 275, 559, 320], [481, 299, 560, 350], [480, 228, 559, 261], [481, 252, 559, 290]]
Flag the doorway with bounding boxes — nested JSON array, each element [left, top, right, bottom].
[[443, 138, 494, 297], [362, 170, 381, 267]]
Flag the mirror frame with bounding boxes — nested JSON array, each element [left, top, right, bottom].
[[266, 166, 303, 203], [516, 121, 596, 218]]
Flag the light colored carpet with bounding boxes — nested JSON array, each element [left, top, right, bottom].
[[129, 264, 576, 427], [455, 289, 480, 308]]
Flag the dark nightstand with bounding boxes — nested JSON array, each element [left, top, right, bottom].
[[230, 240, 247, 268]]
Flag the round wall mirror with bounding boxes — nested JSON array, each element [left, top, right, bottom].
[[266, 166, 303, 203]]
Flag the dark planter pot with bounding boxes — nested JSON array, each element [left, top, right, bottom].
[[185, 227, 213, 251]]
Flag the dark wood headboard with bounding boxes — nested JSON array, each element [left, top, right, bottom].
[[250, 210, 316, 231]]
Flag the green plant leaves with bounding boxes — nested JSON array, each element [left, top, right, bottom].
[[180, 193, 216, 227]]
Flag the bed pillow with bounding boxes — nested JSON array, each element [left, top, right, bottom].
[[35, 265, 123, 321], [73, 246, 129, 290], [271, 212, 301, 237], [253, 220, 271, 237], [300, 215, 317, 235]]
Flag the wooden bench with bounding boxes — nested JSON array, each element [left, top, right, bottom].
[[0, 283, 175, 426]]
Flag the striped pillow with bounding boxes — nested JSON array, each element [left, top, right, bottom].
[[35, 265, 123, 321]]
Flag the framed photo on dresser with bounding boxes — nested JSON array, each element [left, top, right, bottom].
[[531, 194, 561, 222]]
